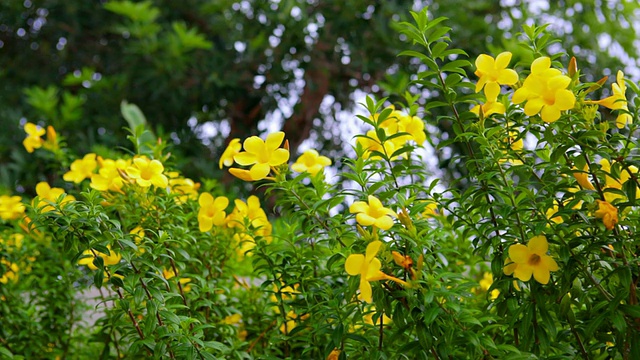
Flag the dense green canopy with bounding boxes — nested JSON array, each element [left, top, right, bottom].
[[1, 0, 638, 191]]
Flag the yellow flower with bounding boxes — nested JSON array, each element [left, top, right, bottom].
[[198, 193, 229, 232], [474, 52, 519, 97], [226, 196, 272, 238], [228, 168, 254, 182], [63, 153, 98, 183], [587, 71, 631, 128], [34, 182, 75, 212], [42, 126, 59, 151], [398, 114, 426, 145], [512, 57, 575, 123], [162, 267, 192, 292], [594, 200, 618, 230], [233, 132, 290, 181], [291, 149, 332, 175], [22, 122, 45, 153], [478, 272, 500, 300], [356, 129, 397, 160], [0, 195, 26, 220], [0, 259, 19, 284], [345, 241, 408, 303], [125, 157, 168, 188], [168, 172, 200, 204], [78, 245, 121, 270], [363, 305, 392, 326], [0, 233, 24, 251], [90, 158, 129, 193], [572, 165, 595, 190], [507, 235, 559, 284], [129, 226, 146, 254], [222, 313, 242, 325], [280, 310, 309, 334], [219, 138, 242, 169], [349, 195, 396, 230], [471, 98, 506, 117]]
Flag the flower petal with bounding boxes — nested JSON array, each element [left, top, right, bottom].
[[484, 82, 501, 101], [524, 98, 545, 116], [366, 241, 382, 261], [513, 264, 533, 282], [555, 89, 576, 110], [349, 201, 369, 214], [508, 244, 530, 264], [356, 213, 376, 226], [265, 132, 285, 152], [345, 254, 365, 275], [374, 216, 393, 230], [475, 54, 495, 73], [498, 69, 518, 85], [359, 279, 372, 303], [249, 163, 270, 180], [532, 267, 551, 284], [540, 105, 561, 123], [494, 52, 512, 69], [531, 57, 550, 74], [528, 235, 548, 255], [541, 255, 559, 271], [234, 152, 258, 166], [268, 148, 290, 166]]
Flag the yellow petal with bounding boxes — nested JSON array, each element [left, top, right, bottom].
[[531, 57, 550, 74], [497, 69, 518, 85], [513, 264, 533, 282], [528, 235, 548, 255], [359, 279, 373, 303], [541, 255, 559, 271], [532, 267, 550, 284], [366, 258, 382, 279], [243, 136, 265, 154], [249, 163, 270, 180], [540, 105, 561, 123], [366, 241, 382, 261], [374, 216, 393, 230], [345, 254, 365, 275], [265, 132, 285, 152], [356, 213, 376, 226], [268, 148, 290, 166], [555, 89, 576, 110], [475, 54, 495, 73], [508, 244, 530, 264], [484, 82, 501, 101], [524, 98, 545, 116], [494, 52, 512, 69], [349, 201, 369, 214], [233, 152, 258, 166]]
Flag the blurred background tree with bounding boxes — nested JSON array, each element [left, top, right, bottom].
[[1, 0, 638, 193]]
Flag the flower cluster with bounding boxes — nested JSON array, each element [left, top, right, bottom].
[[357, 106, 426, 160]]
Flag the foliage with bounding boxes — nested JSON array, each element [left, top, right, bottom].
[[2, 6, 640, 360]]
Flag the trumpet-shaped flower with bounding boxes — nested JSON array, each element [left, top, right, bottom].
[[572, 165, 595, 190], [594, 200, 618, 230], [474, 52, 519, 97], [512, 57, 575, 123], [291, 149, 332, 175], [233, 132, 289, 181], [478, 272, 500, 300], [126, 157, 168, 188], [587, 71, 631, 128], [23, 122, 45, 153], [78, 245, 121, 270], [91, 158, 129, 192], [345, 241, 407, 303], [0, 195, 26, 220], [34, 182, 75, 212], [349, 195, 396, 230], [42, 126, 59, 151], [198, 193, 229, 232], [507, 235, 559, 284], [397, 114, 427, 145], [219, 138, 242, 169], [356, 129, 397, 160], [63, 153, 98, 183]]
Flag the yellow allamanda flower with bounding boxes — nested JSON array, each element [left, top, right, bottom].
[[599, 158, 639, 203], [162, 267, 192, 292], [291, 149, 332, 175], [506, 235, 559, 285], [22, 122, 45, 153], [349, 195, 396, 230], [167, 172, 200, 204], [594, 200, 618, 230], [471, 94, 506, 118], [34, 182, 75, 212], [233, 131, 290, 181], [362, 305, 392, 326], [219, 138, 242, 169], [356, 129, 397, 160], [345, 241, 408, 303], [0, 233, 24, 252], [42, 126, 59, 151], [586, 70, 631, 128], [572, 165, 595, 191], [90, 158, 129, 193], [125, 156, 168, 188], [226, 195, 272, 238], [197, 192, 229, 232], [0, 195, 26, 221], [477, 272, 500, 300], [474, 51, 519, 97], [129, 226, 146, 254], [63, 153, 98, 184], [0, 259, 19, 284], [512, 57, 575, 123], [78, 245, 121, 270]]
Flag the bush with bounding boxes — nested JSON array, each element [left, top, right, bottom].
[[1, 8, 639, 360]]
